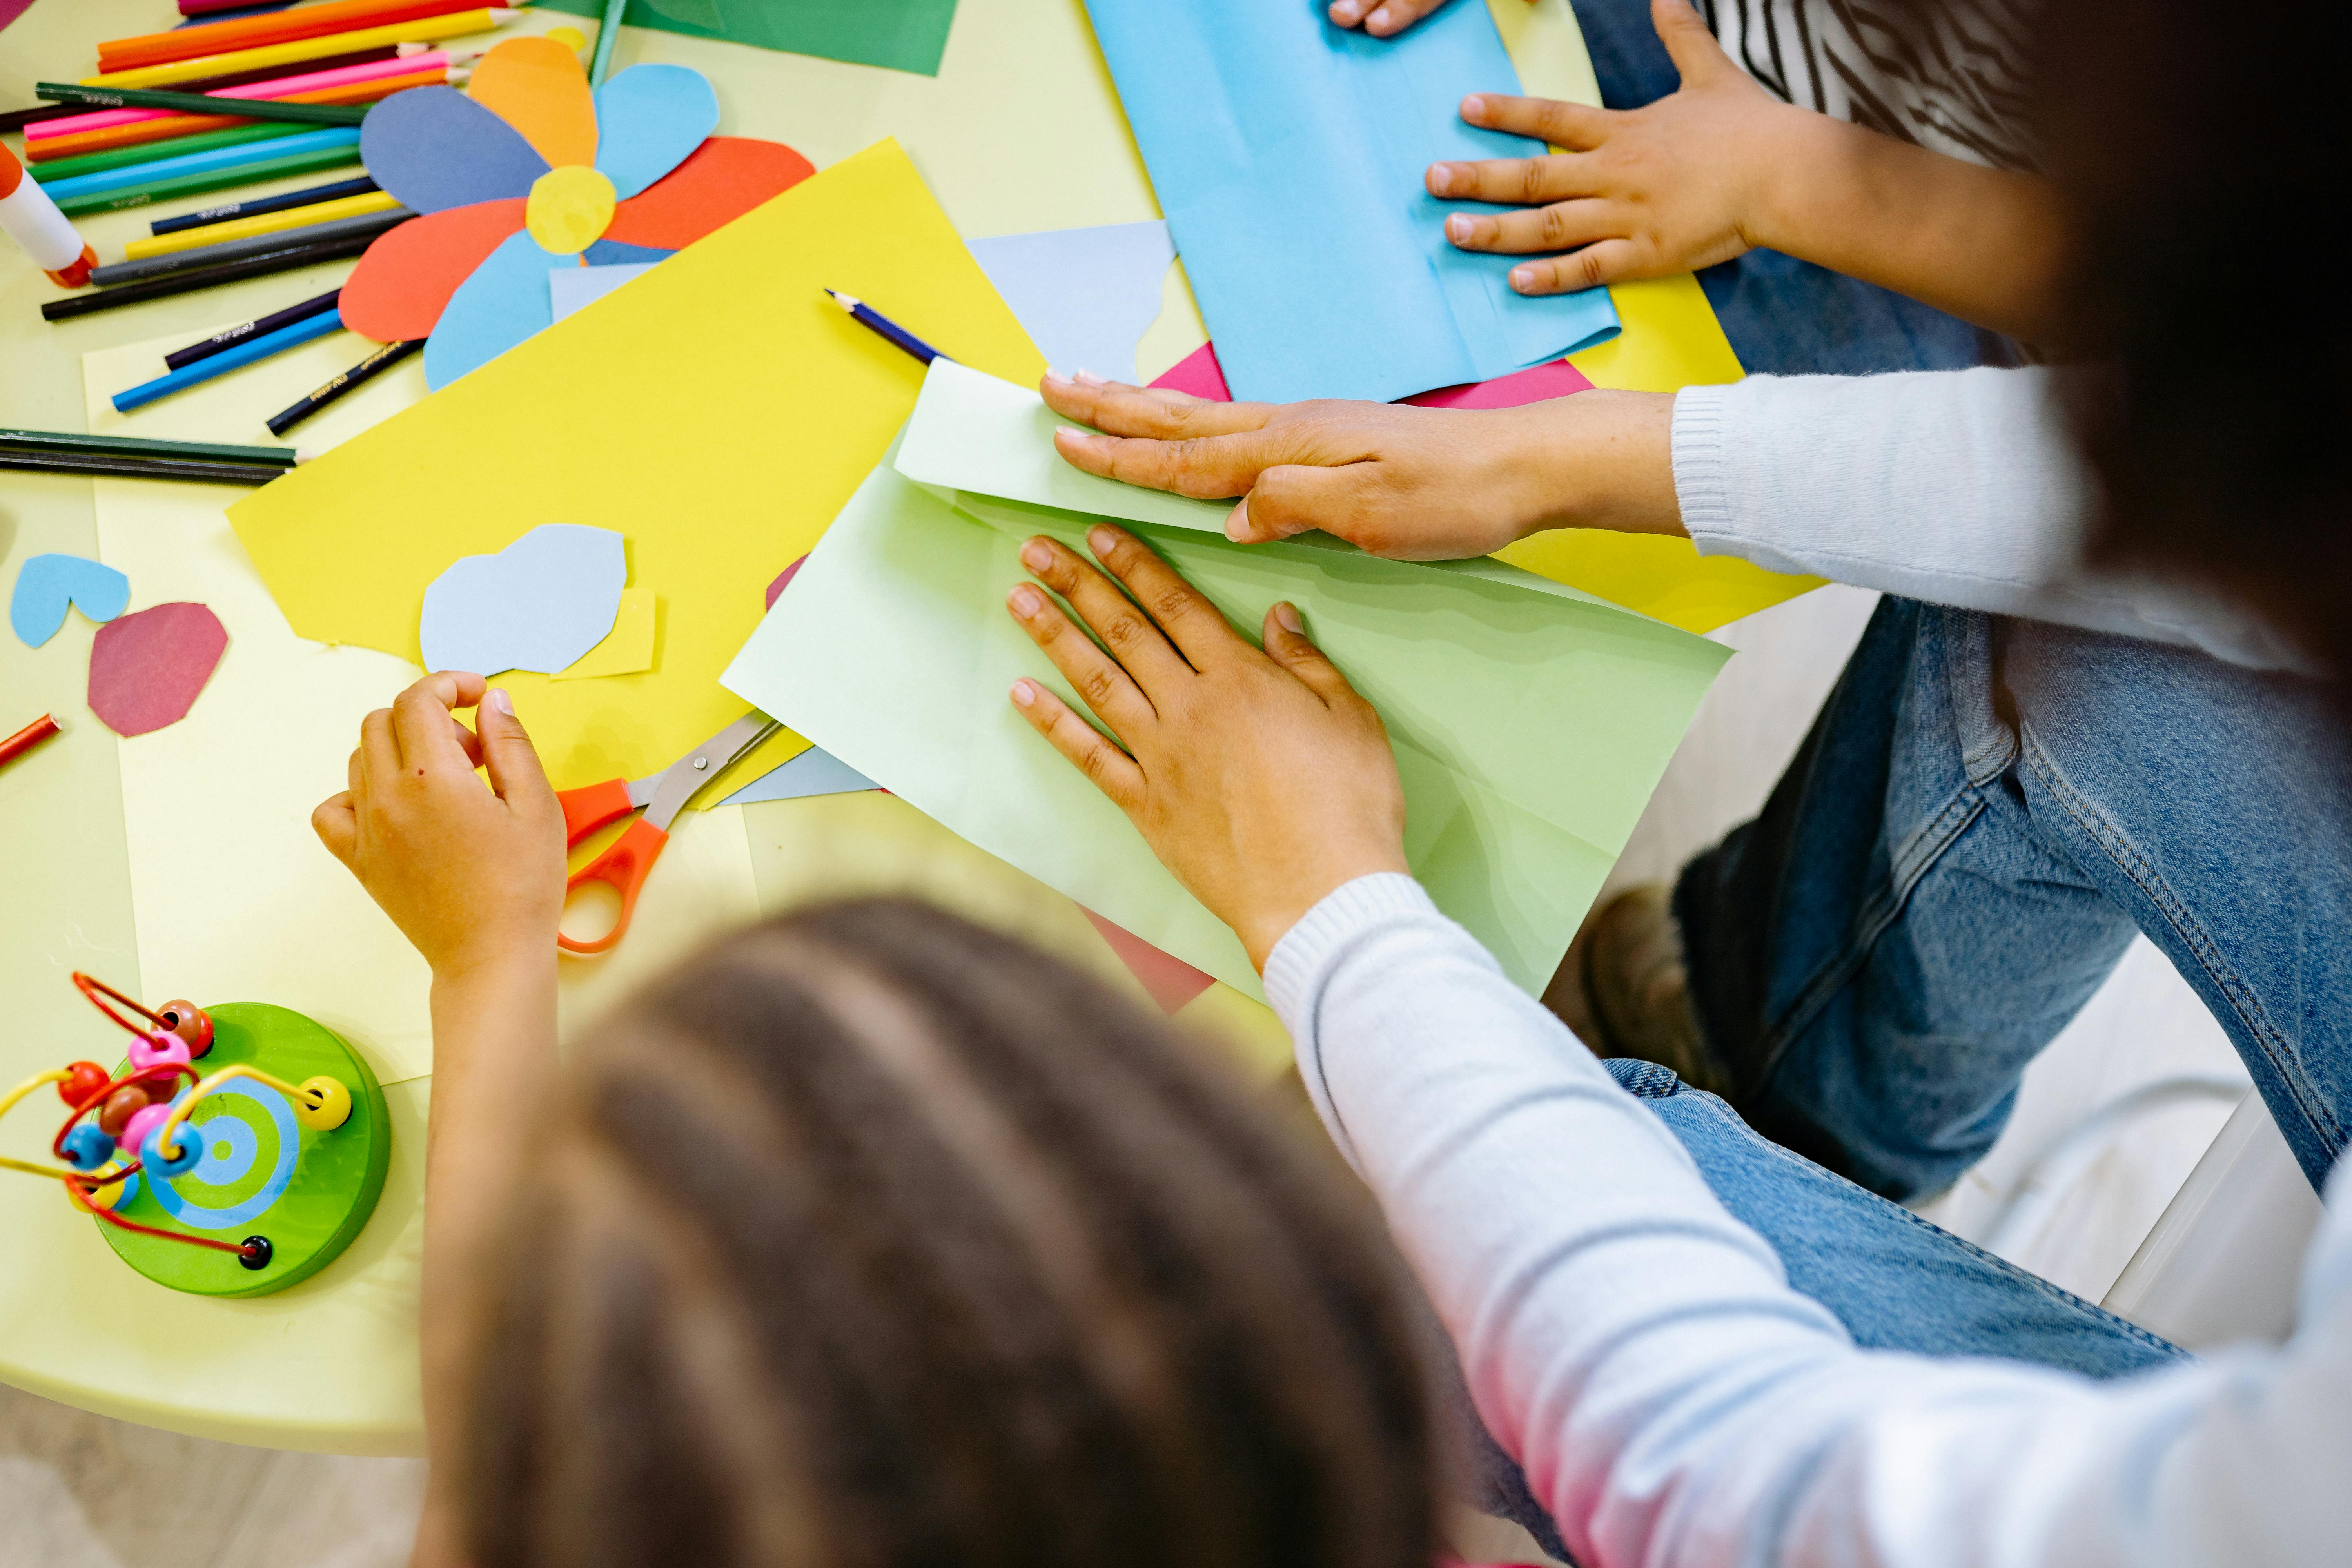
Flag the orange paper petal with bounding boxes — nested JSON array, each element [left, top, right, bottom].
[[339, 198, 528, 343], [601, 137, 815, 251], [467, 35, 599, 170]]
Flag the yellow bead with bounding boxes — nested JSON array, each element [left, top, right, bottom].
[[294, 1076, 352, 1131], [78, 1164, 129, 1212], [526, 165, 619, 257]]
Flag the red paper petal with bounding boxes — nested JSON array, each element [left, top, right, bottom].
[[1082, 909, 1215, 1014], [602, 137, 815, 252], [339, 199, 528, 343], [88, 603, 227, 738]]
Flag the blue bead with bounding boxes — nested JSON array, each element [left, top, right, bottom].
[[142, 1121, 201, 1178], [62, 1123, 114, 1172]]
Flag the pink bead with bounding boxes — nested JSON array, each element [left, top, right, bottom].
[[127, 1030, 192, 1073], [119, 1101, 171, 1158]]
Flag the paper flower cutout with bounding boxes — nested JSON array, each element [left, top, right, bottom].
[[341, 36, 815, 388]]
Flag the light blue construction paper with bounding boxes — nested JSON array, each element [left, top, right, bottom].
[[583, 238, 676, 267], [11, 554, 129, 648], [360, 86, 550, 214], [418, 523, 628, 677], [716, 744, 880, 806], [38, 128, 363, 204], [548, 263, 657, 321], [426, 230, 560, 389], [1081, 0, 1619, 403], [593, 64, 720, 200], [966, 220, 1174, 385]]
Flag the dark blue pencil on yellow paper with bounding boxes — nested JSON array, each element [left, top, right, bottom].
[[823, 288, 951, 366]]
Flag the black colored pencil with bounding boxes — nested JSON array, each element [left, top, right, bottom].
[[0, 428, 298, 467], [0, 450, 284, 485], [267, 336, 421, 436], [0, 103, 82, 133], [36, 82, 370, 127], [40, 232, 374, 321], [90, 207, 407, 286], [163, 288, 344, 371], [151, 176, 379, 236], [0, 46, 405, 129]]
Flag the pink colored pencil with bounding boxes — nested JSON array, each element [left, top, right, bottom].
[[25, 47, 464, 141]]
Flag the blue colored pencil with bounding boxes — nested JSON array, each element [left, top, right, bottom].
[[823, 288, 951, 367], [111, 309, 345, 413], [151, 176, 379, 236], [38, 127, 359, 207]]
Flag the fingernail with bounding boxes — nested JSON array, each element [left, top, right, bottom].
[[1072, 368, 1108, 386], [1087, 525, 1117, 556], [488, 688, 514, 716], [1043, 369, 1072, 387], [1461, 93, 1486, 120], [1368, 5, 1391, 25], [1275, 602, 1303, 634], [1021, 539, 1053, 572], [1431, 164, 1458, 197], [1512, 266, 1536, 290], [1225, 499, 1249, 542], [1446, 212, 1475, 242], [1055, 426, 1096, 442], [1331, 0, 1361, 20], [1010, 679, 1036, 707], [1010, 585, 1043, 616]]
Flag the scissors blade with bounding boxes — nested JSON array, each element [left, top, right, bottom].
[[640, 710, 782, 832]]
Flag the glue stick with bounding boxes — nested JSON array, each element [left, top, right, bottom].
[[1, 140, 98, 289]]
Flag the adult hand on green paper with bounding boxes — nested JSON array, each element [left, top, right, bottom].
[[1004, 525, 1408, 970], [1428, 0, 1803, 294], [312, 671, 566, 980], [1042, 370, 1681, 559], [1326, 0, 1456, 37]]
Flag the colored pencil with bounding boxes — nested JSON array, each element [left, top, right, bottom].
[[0, 716, 63, 775], [588, 0, 628, 87], [31, 50, 462, 141], [28, 125, 296, 185], [27, 66, 454, 163], [0, 104, 84, 134], [823, 289, 951, 366], [132, 190, 401, 259], [85, 9, 516, 91], [185, 0, 300, 15], [150, 176, 379, 235], [44, 130, 363, 215], [0, 428, 300, 467], [0, 449, 285, 485], [164, 288, 343, 370], [92, 206, 408, 285], [268, 336, 422, 435], [114, 310, 349, 412], [104, 0, 503, 71], [41, 232, 376, 320], [36, 82, 372, 128], [0, 46, 413, 134]]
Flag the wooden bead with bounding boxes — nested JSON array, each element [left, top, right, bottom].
[[57, 1062, 110, 1107], [126, 1030, 191, 1073], [96, 1083, 152, 1138], [293, 1075, 352, 1131], [118, 1102, 171, 1159], [158, 1000, 213, 1057], [61, 1123, 116, 1172]]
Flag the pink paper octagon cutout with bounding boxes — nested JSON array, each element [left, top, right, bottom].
[[1083, 908, 1214, 1014], [87, 603, 228, 737]]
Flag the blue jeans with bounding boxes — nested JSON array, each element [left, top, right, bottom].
[[1573, 0, 2019, 375], [1452, 1056, 2187, 1563]]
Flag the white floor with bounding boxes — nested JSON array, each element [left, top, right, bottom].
[[0, 584, 2248, 1562]]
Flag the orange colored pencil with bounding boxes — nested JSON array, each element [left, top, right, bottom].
[[21, 67, 448, 163], [99, 0, 502, 72]]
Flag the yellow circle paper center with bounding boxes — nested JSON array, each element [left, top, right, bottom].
[[526, 165, 617, 257]]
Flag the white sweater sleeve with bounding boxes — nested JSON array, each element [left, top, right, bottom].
[[1265, 873, 2350, 1568], [1670, 367, 2305, 673]]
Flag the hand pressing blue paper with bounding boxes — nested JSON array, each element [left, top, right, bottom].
[[967, 221, 1175, 385], [418, 523, 627, 678], [1082, 0, 1619, 403], [11, 554, 130, 649]]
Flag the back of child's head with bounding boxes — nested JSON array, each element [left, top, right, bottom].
[[462, 898, 1441, 1568]]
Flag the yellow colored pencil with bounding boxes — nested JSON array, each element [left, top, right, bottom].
[[82, 9, 514, 91], [122, 188, 403, 258]]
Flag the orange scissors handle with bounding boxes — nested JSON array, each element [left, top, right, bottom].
[[557, 777, 637, 844], [557, 816, 671, 957]]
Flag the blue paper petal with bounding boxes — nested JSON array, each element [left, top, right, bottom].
[[583, 238, 678, 266], [592, 65, 719, 200], [425, 231, 561, 389], [11, 553, 129, 648], [362, 86, 550, 214]]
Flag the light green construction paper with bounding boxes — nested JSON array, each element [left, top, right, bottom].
[[722, 457, 1634, 1001]]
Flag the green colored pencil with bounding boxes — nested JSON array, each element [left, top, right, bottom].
[[36, 81, 369, 127], [0, 428, 300, 468], [26, 123, 289, 185], [51, 142, 364, 215]]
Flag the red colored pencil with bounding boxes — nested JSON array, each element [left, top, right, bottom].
[[105, 0, 491, 71], [0, 715, 62, 772]]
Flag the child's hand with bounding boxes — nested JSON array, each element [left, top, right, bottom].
[[1042, 371, 1681, 559], [1326, 0, 1455, 37], [1428, 0, 1802, 295], [312, 671, 566, 979], [1005, 526, 1408, 969]]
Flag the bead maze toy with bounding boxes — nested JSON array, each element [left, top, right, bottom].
[[0, 974, 389, 1296]]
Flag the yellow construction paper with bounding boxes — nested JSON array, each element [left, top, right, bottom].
[[227, 139, 1048, 795], [553, 585, 656, 680]]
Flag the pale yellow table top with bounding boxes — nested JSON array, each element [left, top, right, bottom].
[[0, 0, 1665, 1454]]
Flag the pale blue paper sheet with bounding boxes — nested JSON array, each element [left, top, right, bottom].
[[549, 263, 657, 321], [1081, 0, 1619, 403], [716, 744, 879, 806], [967, 221, 1175, 385], [417, 523, 627, 677]]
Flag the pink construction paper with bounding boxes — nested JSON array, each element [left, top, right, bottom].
[[87, 603, 228, 737], [764, 554, 807, 612], [1083, 908, 1214, 1014], [1149, 339, 1594, 408], [0, 1, 34, 31]]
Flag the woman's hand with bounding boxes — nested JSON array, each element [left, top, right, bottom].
[[1326, 0, 1455, 38], [1042, 371, 1681, 559], [312, 671, 566, 980], [1005, 525, 1408, 969]]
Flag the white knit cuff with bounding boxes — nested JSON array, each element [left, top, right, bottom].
[[1669, 382, 1737, 554]]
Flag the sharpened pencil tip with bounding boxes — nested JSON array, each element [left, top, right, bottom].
[[823, 288, 858, 312]]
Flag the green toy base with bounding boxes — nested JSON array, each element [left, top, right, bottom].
[[98, 1003, 391, 1298]]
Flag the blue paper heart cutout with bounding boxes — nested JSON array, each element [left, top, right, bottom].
[[11, 553, 130, 649]]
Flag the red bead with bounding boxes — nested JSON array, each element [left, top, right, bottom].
[[57, 1062, 110, 1108], [158, 1000, 213, 1057], [96, 1084, 153, 1139]]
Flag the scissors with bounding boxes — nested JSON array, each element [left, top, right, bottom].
[[553, 709, 781, 956]]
